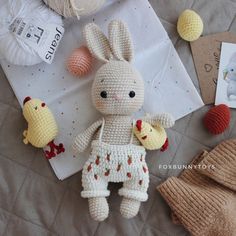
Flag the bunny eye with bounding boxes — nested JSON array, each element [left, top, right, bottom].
[[231, 69, 234, 72], [100, 91, 107, 98], [41, 103, 46, 107], [129, 91, 135, 98]]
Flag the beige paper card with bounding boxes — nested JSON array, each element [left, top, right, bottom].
[[190, 32, 236, 104]]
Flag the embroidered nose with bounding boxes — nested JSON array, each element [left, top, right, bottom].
[[113, 94, 122, 101], [136, 120, 142, 132]]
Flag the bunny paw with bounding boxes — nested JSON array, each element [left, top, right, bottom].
[[88, 197, 109, 221], [120, 198, 141, 219]]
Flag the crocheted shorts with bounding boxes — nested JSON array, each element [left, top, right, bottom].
[[81, 140, 149, 202]]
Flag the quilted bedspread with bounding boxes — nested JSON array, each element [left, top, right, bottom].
[[0, 0, 236, 235]]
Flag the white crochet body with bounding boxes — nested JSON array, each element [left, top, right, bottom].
[[93, 115, 140, 145], [82, 118, 149, 201], [73, 20, 175, 221]]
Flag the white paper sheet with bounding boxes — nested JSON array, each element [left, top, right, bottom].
[[0, 0, 203, 180]]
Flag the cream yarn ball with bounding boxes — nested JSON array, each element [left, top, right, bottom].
[[43, 0, 106, 18], [0, 0, 63, 66]]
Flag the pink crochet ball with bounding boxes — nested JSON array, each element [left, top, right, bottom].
[[67, 46, 93, 77]]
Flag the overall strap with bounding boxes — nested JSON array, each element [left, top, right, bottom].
[[99, 118, 105, 143], [130, 120, 135, 144]]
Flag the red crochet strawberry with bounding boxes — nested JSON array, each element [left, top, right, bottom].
[[87, 162, 92, 172], [127, 155, 132, 165], [117, 163, 122, 172], [127, 172, 132, 178], [106, 153, 111, 162], [140, 155, 143, 162], [143, 166, 148, 173], [105, 168, 110, 176], [95, 156, 100, 165]]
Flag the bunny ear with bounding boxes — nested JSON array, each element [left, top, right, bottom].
[[108, 20, 133, 62], [83, 23, 112, 63]]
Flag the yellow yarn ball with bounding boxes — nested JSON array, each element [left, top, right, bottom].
[[177, 9, 203, 42]]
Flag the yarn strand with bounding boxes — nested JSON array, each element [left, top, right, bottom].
[[43, 0, 106, 18], [70, 0, 84, 19]]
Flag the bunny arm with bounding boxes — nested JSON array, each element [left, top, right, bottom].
[[72, 119, 103, 153], [142, 113, 175, 128]]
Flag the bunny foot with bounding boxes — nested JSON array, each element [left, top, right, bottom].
[[88, 197, 109, 221], [120, 197, 141, 219]]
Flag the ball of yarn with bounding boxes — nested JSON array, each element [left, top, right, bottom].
[[203, 104, 231, 135], [43, 0, 106, 18], [177, 9, 204, 42], [0, 0, 63, 66], [67, 46, 93, 77]]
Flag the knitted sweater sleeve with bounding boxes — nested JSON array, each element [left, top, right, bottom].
[[143, 113, 175, 128], [198, 139, 236, 191], [157, 151, 236, 236], [72, 119, 103, 153]]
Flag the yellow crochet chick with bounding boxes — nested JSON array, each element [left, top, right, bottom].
[[22, 97, 65, 159], [177, 9, 203, 42], [133, 120, 168, 152]]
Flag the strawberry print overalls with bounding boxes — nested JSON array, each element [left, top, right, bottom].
[[81, 119, 149, 202]]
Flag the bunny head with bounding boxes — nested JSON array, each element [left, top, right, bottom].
[[225, 53, 236, 81], [83, 20, 144, 115]]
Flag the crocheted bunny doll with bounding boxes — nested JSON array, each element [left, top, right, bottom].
[[73, 20, 175, 221]]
